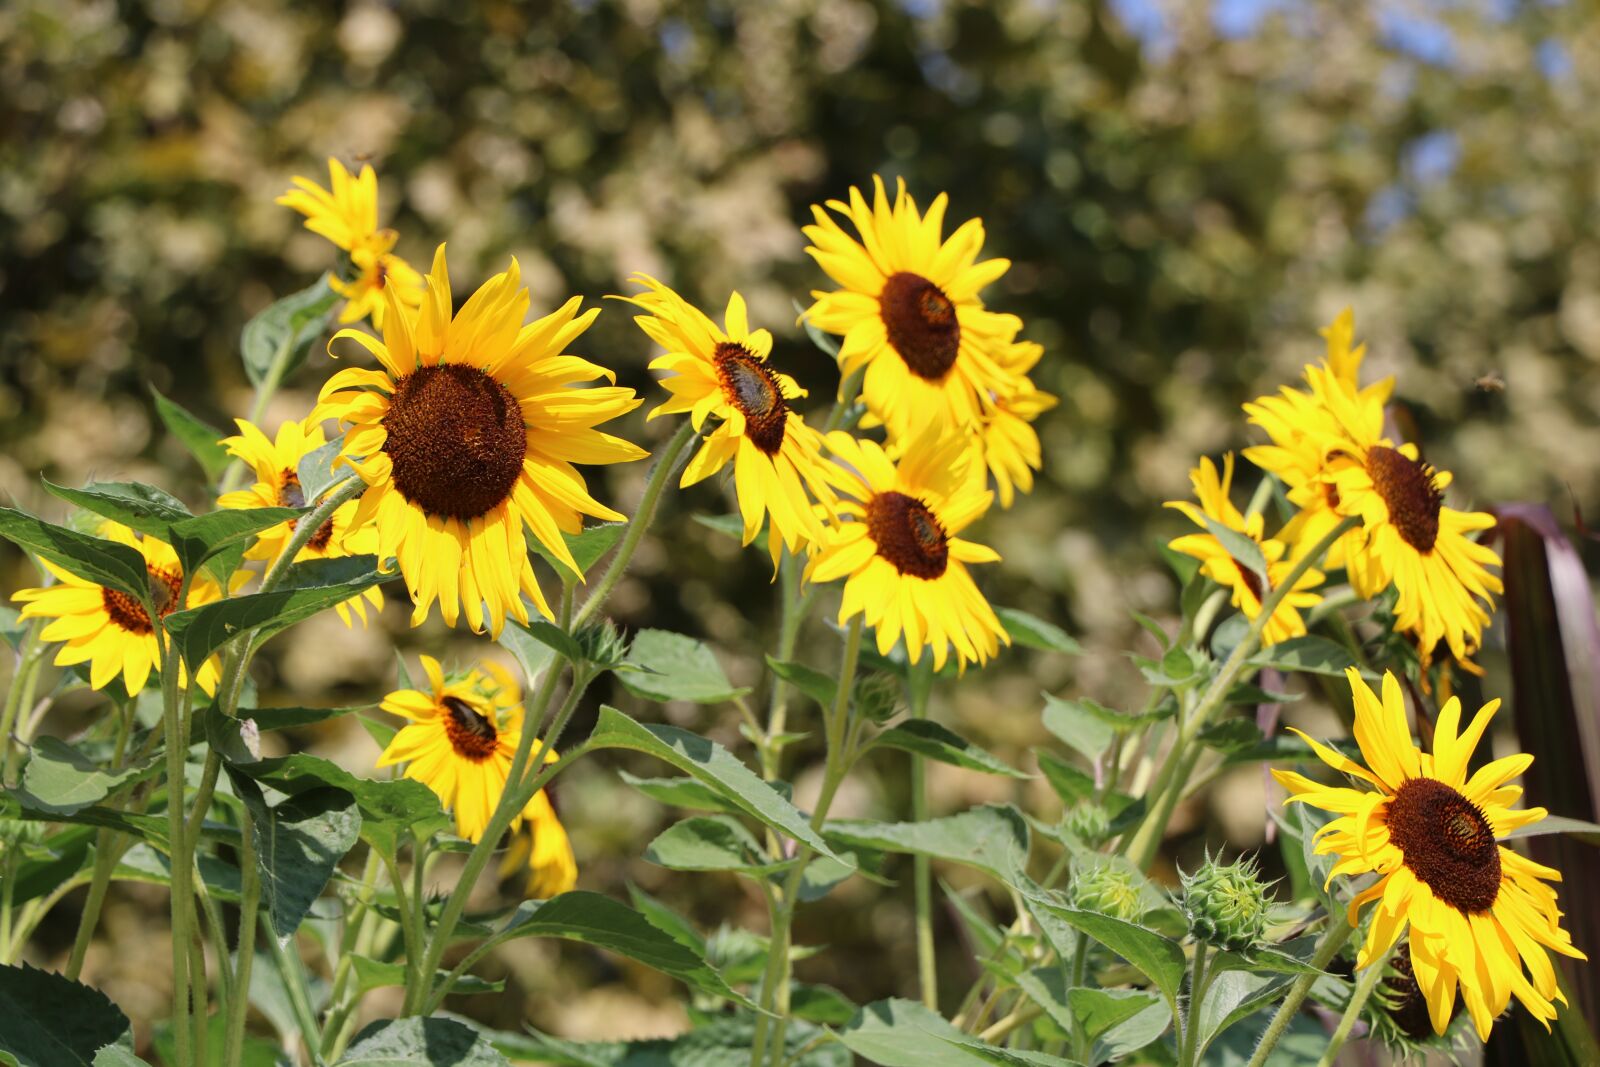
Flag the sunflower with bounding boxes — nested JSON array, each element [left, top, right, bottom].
[[1308, 367, 1501, 670], [619, 275, 837, 565], [216, 417, 383, 626], [1273, 669, 1584, 1040], [802, 176, 1024, 442], [276, 157, 423, 328], [376, 655, 562, 843], [805, 427, 1008, 671], [500, 790, 578, 899], [971, 339, 1057, 508], [315, 245, 647, 636], [1166, 455, 1323, 646], [12, 522, 229, 694]]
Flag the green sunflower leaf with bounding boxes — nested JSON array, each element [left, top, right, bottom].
[[240, 273, 340, 391], [765, 656, 838, 710], [40, 479, 191, 544], [1024, 898, 1187, 1009], [618, 629, 751, 704], [336, 1017, 509, 1067], [233, 752, 448, 855], [1200, 515, 1269, 591], [167, 506, 304, 579], [996, 607, 1083, 654], [162, 554, 384, 666], [838, 998, 1080, 1067], [225, 771, 360, 941], [295, 437, 347, 505], [526, 521, 627, 582], [484, 891, 757, 1010], [823, 805, 1030, 885], [867, 720, 1029, 778], [149, 387, 231, 482], [644, 815, 793, 875], [581, 706, 847, 864], [0, 963, 133, 1067], [0, 506, 153, 600], [18, 737, 161, 816], [1249, 635, 1364, 678]]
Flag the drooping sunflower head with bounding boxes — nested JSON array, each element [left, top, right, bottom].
[[12, 522, 227, 694], [277, 157, 379, 253], [802, 176, 1025, 441], [807, 427, 1008, 671], [376, 655, 538, 843], [1273, 669, 1585, 1040], [277, 158, 425, 329], [217, 417, 384, 626], [972, 339, 1058, 509], [316, 245, 647, 636], [1165, 454, 1323, 646], [620, 275, 837, 560]]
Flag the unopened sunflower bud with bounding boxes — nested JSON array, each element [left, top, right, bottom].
[[1179, 853, 1269, 951], [1063, 802, 1111, 844], [1069, 863, 1145, 922]]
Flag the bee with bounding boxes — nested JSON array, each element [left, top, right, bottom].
[[1474, 371, 1505, 394]]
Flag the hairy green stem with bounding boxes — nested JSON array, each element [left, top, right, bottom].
[[1245, 919, 1354, 1067], [1177, 942, 1210, 1067], [264, 913, 325, 1065], [223, 797, 262, 1067], [1125, 515, 1361, 870], [159, 634, 195, 1067], [751, 618, 863, 1067], [66, 699, 135, 979], [1314, 940, 1394, 1067], [319, 851, 382, 1061], [574, 420, 697, 628], [907, 657, 938, 1010]]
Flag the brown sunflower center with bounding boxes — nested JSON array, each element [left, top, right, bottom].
[[879, 272, 960, 382], [383, 363, 527, 521], [866, 491, 949, 579], [1383, 948, 1448, 1040], [713, 342, 787, 456], [1385, 776, 1500, 914], [101, 566, 183, 636], [441, 695, 499, 762], [278, 471, 334, 552], [1366, 446, 1442, 553]]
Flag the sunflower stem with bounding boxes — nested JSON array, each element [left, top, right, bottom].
[[157, 624, 195, 1067], [1, 621, 45, 786], [751, 617, 863, 1067], [1244, 918, 1354, 1067], [1314, 939, 1394, 1067], [1177, 942, 1210, 1067], [574, 420, 697, 628], [223, 783, 262, 1067], [1125, 515, 1362, 871], [65, 697, 135, 980], [908, 656, 938, 1010]]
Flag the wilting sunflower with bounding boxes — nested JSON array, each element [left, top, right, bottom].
[[376, 655, 562, 843], [1307, 368, 1501, 669], [971, 339, 1057, 509], [806, 428, 1008, 671], [1273, 669, 1584, 1040], [13, 522, 229, 694], [277, 157, 423, 327], [1243, 309, 1392, 568], [802, 176, 1024, 442], [216, 417, 383, 626], [316, 245, 646, 636], [1166, 455, 1323, 646], [620, 275, 837, 564], [500, 790, 578, 899]]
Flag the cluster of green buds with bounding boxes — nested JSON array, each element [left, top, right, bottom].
[[1179, 853, 1270, 951], [1069, 861, 1146, 923]]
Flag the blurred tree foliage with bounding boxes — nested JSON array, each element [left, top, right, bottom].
[[3, 0, 1600, 1038]]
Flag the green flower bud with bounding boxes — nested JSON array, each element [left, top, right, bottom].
[[1063, 802, 1111, 844], [1179, 853, 1270, 951], [1069, 863, 1145, 922]]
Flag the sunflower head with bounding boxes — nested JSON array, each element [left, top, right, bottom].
[[1180, 853, 1271, 952], [12, 522, 227, 694], [376, 655, 549, 843], [1272, 669, 1586, 1040], [278, 158, 379, 252], [316, 245, 646, 635], [807, 426, 1008, 671], [802, 176, 1026, 441], [1068, 862, 1145, 923], [972, 339, 1057, 509]]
